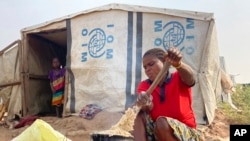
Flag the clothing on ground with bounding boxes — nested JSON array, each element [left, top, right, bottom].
[[14, 115, 39, 129], [79, 104, 102, 120]]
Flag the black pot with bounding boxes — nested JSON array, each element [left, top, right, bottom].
[[91, 134, 134, 141]]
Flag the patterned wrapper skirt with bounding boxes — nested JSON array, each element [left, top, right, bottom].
[[52, 76, 64, 106], [145, 113, 201, 141]]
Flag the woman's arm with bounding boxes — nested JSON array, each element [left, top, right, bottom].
[[175, 62, 195, 86], [165, 47, 195, 86]]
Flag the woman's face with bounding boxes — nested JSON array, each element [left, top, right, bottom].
[[143, 55, 163, 81]]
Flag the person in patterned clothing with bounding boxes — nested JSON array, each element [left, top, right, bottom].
[[48, 57, 65, 118]]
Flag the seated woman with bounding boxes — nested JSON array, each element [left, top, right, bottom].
[[134, 47, 200, 141]]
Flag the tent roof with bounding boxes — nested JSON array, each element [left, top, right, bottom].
[[0, 40, 19, 56], [21, 3, 214, 33]]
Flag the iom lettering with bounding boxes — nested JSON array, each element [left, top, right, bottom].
[[81, 24, 115, 62], [153, 19, 195, 55]]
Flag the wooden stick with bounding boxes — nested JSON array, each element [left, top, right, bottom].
[[29, 74, 48, 80], [0, 81, 21, 88], [133, 61, 171, 112], [134, 61, 171, 111], [146, 61, 171, 96]]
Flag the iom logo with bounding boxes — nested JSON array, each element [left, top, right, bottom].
[[162, 22, 185, 50], [88, 28, 106, 58], [154, 19, 195, 55], [81, 25, 114, 62]]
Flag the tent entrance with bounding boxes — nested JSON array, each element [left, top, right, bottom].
[[27, 29, 67, 116]]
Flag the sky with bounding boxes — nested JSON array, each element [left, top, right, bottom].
[[0, 0, 249, 83]]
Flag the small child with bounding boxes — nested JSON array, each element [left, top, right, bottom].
[[48, 57, 65, 118]]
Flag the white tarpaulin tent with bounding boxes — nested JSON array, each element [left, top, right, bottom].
[[1, 3, 222, 125], [0, 41, 22, 119]]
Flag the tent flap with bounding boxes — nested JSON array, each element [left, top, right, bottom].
[[0, 40, 22, 119]]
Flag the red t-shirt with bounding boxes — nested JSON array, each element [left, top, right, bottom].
[[137, 71, 196, 128]]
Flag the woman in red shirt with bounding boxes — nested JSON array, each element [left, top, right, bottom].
[[134, 47, 200, 141]]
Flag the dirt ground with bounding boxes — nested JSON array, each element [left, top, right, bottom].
[[199, 109, 230, 141], [0, 109, 229, 141]]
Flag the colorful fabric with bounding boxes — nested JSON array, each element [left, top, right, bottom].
[[137, 71, 196, 128], [145, 114, 200, 141], [79, 104, 102, 120], [48, 68, 65, 106]]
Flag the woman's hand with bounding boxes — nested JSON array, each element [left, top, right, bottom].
[[137, 91, 153, 112], [165, 47, 182, 68], [165, 47, 195, 86]]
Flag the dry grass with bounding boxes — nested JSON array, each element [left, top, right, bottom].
[[218, 85, 250, 124]]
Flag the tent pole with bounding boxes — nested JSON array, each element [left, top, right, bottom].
[[0, 40, 19, 55], [63, 69, 69, 117], [21, 34, 29, 117], [29, 74, 48, 80], [0, 81, 21, 88]]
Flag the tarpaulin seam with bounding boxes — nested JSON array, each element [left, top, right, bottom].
[[135, 12, 143, 94], [66, 19, 76, 113], [125, 11, 133, 107]]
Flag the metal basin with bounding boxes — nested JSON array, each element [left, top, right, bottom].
[[91, 134, 134, 141]]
